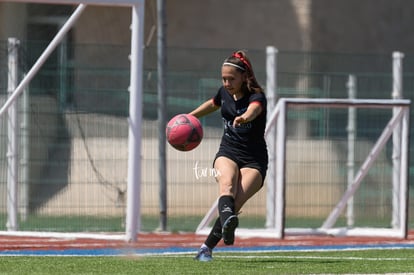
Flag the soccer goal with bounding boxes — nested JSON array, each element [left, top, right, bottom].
[[0, 0, 144, 242], [196, 97, 410, 239]]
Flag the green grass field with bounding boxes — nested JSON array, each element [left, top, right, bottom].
[[1, 249, 413, 274]]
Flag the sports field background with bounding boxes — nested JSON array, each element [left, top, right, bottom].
[[1, 3, 414, 274], [1, 43, 414, 235]]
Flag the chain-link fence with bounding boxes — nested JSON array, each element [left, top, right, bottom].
[[1, 41, 413, 233]]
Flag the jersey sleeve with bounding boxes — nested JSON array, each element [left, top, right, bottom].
[[212, 87, 223, 106], [249, 92, 266, 109]]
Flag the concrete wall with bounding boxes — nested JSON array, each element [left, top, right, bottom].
[[311, 0, 414, 54], [0, 3, 27, 41], [2, 1, 414, 53]]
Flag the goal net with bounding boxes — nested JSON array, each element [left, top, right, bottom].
[[196, 97, 410, 239], [0, 0, 144, 241]]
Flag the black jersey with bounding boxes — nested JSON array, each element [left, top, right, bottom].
[[213, 86, 267, 152]]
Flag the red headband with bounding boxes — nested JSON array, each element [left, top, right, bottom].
[[232, 52, 251, 71]]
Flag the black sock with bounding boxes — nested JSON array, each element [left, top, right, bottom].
[[218, 195, 235, 226], [204, 217, 222, 249]]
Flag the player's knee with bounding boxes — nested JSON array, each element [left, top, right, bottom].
[[219, 184, 234, 196]]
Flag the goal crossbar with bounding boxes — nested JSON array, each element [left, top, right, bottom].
[[4, 0, 143, 5], [196, 98, 411, 239]]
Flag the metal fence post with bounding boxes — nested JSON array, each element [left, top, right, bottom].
[[391, 51, 404, 229], [265, 46, 278, 230], [7, 37, 20, 231]]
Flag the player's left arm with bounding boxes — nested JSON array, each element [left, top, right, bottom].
[[233, 101, 263, 127]]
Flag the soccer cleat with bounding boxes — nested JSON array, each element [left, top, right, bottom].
[[194, 246, 213, 262], [222, 215, 238, 245]]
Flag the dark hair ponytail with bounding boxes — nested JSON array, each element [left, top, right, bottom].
[[223, 50, 264, 94]]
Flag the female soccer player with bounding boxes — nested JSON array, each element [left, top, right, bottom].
[[189, 50, 268, 261]]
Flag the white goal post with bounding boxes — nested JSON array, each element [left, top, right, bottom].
[[196, 97, 411, 239], [4, 0, 142, 5], [0, 0, 145, 242]]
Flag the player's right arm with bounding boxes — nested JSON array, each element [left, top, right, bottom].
[[189, 99, 219, 118]]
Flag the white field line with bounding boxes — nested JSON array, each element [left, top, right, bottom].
[[149, 248, 414, 260], [156, 252, 414, 261], [214, 255, 414, 261]]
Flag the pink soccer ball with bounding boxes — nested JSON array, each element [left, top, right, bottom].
[[166, 114, 203, 151]]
